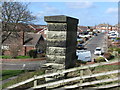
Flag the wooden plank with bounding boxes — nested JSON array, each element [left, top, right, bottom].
[[6, 60, 119, 89], [72, 83, 120, 90], [6, 78, 35, 89], [55, 77, 120, 90], [27, 70, 120, 89], [93, 83, 120, 89]]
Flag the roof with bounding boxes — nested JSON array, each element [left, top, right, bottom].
[[2, 32, 44, 47], [97, 24, 112, 27], [2, 32, 24, 45], [78, 26, 87, 31], [24, 33, 43, 46]]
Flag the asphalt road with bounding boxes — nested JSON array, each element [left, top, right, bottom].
[[85, 33, 107, 60], [1, 60, 46, 70]]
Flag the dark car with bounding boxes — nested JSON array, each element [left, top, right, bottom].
[[94, 33, 98, 36], [77, 44, 84, 49]]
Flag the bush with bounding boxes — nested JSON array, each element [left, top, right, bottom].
[[116, 37, 120, 40], [94, 57, 105, 63], [114, 48, 120, 54], [103, 52, 114, 60], [28, 50, 37, 58]]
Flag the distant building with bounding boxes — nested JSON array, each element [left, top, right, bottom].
[[96, 24, 112, 31]]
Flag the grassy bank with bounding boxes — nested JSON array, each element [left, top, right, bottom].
[[2, 69, 45, 89], [1, 70, 25, 81]]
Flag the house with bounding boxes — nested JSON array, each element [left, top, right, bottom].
[[2, 23, 47, 56], [23, 33, 45, 55], [2, 31, 45, 56]]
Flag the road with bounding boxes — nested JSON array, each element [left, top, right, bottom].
[[1, 60, 46, 70], [85, 33, 107, 60]]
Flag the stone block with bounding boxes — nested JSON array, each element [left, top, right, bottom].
[[47, 23, 67, 31], [44, 15, 78, 24], [46, 47, 66, 56], [47, 31, 66, 39], [46, 55, 65, 64], [47, 39, 66, 47]]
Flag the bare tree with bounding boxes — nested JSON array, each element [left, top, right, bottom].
[[2, 2, 36, 43], [9, 42, 23, 58]]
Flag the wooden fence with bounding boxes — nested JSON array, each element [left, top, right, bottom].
[[5, 60, 120, 90]]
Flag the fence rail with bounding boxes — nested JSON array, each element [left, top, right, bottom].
[[55, 77, 120, 90], [27, 70, 120, 89], [5, 60, 120, 89]]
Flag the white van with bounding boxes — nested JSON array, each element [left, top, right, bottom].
[[76, 50, 91, 61]]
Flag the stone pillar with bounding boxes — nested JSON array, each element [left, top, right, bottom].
[[44, 15, 78, 81]]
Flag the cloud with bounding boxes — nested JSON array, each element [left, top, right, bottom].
[[35, 5, 61, 18], [33, 3, 62, 24], [106, 8, 118, 14], [66, 2, 95, 9]]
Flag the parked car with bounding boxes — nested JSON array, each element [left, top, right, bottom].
[[94, 33, 98, 36], [94, 47, 102, 55], [77, 44, 84, 49]]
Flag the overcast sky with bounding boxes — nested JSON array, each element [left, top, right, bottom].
[[28, 2, 118, 26]]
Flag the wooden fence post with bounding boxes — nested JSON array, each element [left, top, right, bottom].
[[80, 64, 83, 89], [34, 75, 37, 87]]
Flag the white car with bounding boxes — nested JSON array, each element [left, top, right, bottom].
[[94, 47, 102, 55]]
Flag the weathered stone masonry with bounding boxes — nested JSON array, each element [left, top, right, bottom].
[[44, 15, 78, 80]]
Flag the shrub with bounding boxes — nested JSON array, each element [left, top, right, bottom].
[[94, 57, 105, 63], [114, 48, 120, 54], [28, 50, 37, 58], [108, 47, 120, 54], [103, 52, 114, 60], [116, 37, 120, 40]]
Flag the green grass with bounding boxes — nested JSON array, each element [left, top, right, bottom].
[[0, 55, 12, 59], [1, 55, 31, 59], [2, 70, 45, 89], [15, 56, 31, 59], [1, 70, 25, 80]]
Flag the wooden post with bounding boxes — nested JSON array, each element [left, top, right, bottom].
[[34, 75, 37, 87], [80, 64, 83, 89]]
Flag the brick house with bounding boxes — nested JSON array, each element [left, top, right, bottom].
[[2, 31, 45, 56]]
